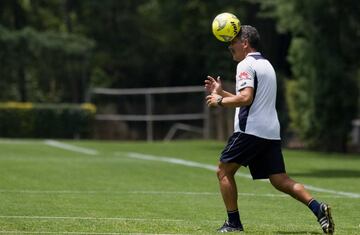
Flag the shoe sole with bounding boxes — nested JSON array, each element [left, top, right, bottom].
[[324, 204, 335, 234]]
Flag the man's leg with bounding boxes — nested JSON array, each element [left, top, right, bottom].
[[268, 173, 311, 204], [217, 162, 241, 210], [216, 162, 243, 232], [269, 173, 334, 234]]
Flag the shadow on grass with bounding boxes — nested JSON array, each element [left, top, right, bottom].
[[289, 169, 360, 178], [276, 231, 321, 235]]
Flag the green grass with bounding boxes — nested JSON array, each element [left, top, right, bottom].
[[0, 139, 359, 234]]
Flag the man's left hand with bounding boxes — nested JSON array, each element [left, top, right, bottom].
[[206, 94, 222, 107]]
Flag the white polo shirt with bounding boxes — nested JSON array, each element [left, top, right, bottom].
[[233, 52, 280, 140]]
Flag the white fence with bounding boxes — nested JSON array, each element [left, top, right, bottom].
[[91, 86, 209, 141]]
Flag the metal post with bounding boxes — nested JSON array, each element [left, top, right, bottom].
[[145, 93, 153, 141], [203, 90, 210, 139]]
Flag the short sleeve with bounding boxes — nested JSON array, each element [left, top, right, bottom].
[[236, 63, 255, 91]]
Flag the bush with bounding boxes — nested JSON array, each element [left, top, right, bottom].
[[0, 102, 96, 138]]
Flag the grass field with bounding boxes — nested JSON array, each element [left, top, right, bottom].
[[0, 139, 359, 234]]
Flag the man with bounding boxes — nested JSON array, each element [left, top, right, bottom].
[[205, 25, 334, 234]]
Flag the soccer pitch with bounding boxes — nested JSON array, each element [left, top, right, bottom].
[[0, 139, 359, 234]]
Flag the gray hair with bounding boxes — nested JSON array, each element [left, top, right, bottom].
[[236, 25, 261, 50]]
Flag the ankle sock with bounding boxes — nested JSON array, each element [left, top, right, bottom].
[[308, 199, 321, 217], [227, 209, 242, 227]]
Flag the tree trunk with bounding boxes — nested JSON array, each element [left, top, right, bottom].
[[18, 67, 27, 102]]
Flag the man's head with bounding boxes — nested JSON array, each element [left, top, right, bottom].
[[228, 25, 260, 62]]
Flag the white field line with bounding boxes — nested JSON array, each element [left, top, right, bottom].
[[0, 189, 287, 197], [129, 190, 350, 199], [0, 231, 183, 235], [303, 184, 360, 199], [0, 232, 119, 235], [125, 152, 360, 199], [44, 140, 98, 155], [0, 215, 183, 222], [123, 152, 252, 179], [0, 189, 352, 198], [40, 140, 360, 199], [0, 139, 35, 144], [130, 190, 356, 199]]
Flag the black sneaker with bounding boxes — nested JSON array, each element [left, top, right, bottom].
[[217, 220, 243, 233], [317, 203, 335, 234]]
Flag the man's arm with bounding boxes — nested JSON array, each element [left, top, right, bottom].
[[206, 87, 254, 108], [217, 89, 235, 98]]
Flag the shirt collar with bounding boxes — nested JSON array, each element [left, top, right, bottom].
[[246, 52, 261, 57]]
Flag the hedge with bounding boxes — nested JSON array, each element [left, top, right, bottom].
[[0, 102, 96, 138]]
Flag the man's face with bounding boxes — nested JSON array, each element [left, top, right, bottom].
[[228, 37, 247, 62]]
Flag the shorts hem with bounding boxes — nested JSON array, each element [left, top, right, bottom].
[[251, 170, 286, 180]]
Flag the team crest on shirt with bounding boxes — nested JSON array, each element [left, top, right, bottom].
[[239, 71, 251, 80]]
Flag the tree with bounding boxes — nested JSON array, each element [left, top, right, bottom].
[[73, 0, 280, 88], [0, 0, 95, 103], [262, 0, 360, 152]]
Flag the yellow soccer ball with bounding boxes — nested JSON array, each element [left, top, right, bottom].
[[212, 13, 241, 42]]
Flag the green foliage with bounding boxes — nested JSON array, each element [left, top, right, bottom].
[[0, 0, 289, 92], [0, 102, 96, 138], [0, 0, 359, 147], [265, 0, 360, 152], [0, 25, 95, 102], [74, 0, 256, 88], [0, 0, 264, 99], [275, 72, 290, 138]]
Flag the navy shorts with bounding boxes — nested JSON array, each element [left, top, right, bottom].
[[220, 132, 286, 180]]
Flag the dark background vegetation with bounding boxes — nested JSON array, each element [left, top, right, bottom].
[[0, 0, 359, 152]]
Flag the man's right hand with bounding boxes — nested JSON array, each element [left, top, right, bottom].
[[204, 75, 223, 95]]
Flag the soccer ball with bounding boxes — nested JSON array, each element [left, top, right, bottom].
[[212, 13, 241, 42]]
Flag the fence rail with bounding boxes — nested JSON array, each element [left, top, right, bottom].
[[91, 86, 209, 141], [92, 86, 205, 95], [96, 114, 206, 121]]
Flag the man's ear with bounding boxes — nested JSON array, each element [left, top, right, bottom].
[[242, 39, 249, 49]]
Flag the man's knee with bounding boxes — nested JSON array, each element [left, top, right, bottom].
[[270, 173, 305, 194], [216, 166, 226, 181], [292, 182, 305, 193], [269, 173, 291, 191], [216, 162, 239, 181]]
